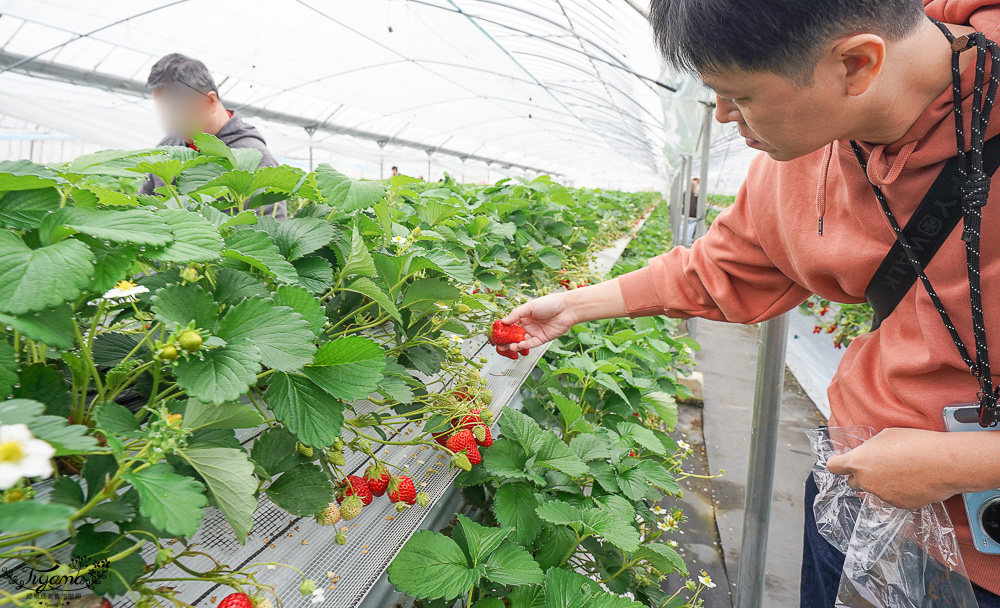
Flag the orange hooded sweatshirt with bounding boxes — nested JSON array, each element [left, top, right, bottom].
[[618, 0, 1000, 593]]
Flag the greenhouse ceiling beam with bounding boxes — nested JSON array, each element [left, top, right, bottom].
[[0, 50, 561, 176]]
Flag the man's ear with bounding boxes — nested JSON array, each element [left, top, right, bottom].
[[829, 33, 886, 96]]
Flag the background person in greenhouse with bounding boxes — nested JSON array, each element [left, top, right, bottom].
[[139, 53, 286, 220], [500, 0, 1000, 606]]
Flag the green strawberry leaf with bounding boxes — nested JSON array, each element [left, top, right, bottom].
[[181, 398, 264, 431], [272, 285, 326, 335], [0, 502, 75, 533], [151, 283, 219, 331], [223, 229, 299, 284], [493, 481, 542, 545], [265, 463, 333, 516], [483, 542, 544, 586], [0, 304, 75, 350], [315, 164, 387, 212], [177, 446, 257, 543], [172, 341, 262, 404], [302, 336, 385, 401], [387, 530, 483, 600], [0, 237, 94, 315], [453, 513, 512, 565], [217, 298, 316, 371], [122, 463, 208, 537], [150, 209, 224, 263], [264, 372, 345, 448]]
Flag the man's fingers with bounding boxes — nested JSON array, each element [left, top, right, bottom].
[[826, 454, 851, 476]]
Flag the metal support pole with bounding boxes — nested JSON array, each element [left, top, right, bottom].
[[304, 126, 318, 172], [734, 313, 790, 608], [681, 155, 694, 246], [671, 159, 687, 249], [695, 104, 714, 240]]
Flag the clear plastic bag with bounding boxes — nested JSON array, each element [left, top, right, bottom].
[[807, 426, 979, 608]]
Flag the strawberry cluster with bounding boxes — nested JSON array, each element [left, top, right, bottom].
[[431, 406, 494, 471], [332, 465, 427, 522]]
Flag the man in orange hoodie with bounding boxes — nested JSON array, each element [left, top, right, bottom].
[[500, 0, 1000, 605]]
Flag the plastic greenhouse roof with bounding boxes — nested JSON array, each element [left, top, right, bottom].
[[0, 0, 740, 191]]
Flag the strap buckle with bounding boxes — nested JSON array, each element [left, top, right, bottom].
[[952, 34, 978, 52]]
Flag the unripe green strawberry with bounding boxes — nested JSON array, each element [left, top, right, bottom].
[[395, 501, 407, 512], [333, 437, 344, 451], [154, 547, 174, 567], [177, 330, 203, 352], [481, 407, 494, 422], [157, 344, 179, 361], [480, 390, 493, 406], [340, 495, 363, 520], [416, 492, 430, 507], [335, 533, 347, 545], [315, 502, 341, 525], [179, 267, 201, 283], [251, 596, 273, 608], [298, 580, 317, 597], [457, 304, 472, 314], [296, 442, 314, 458], [472, 425, 487, 443], [411, 226, 422, 237], [451, 451, 472, 472], [326, 449, 346, 466]]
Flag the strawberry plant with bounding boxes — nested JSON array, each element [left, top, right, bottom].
[[389, 203, 719, 607], [799, 296, 873, 349], [0, 138, 665, 607]]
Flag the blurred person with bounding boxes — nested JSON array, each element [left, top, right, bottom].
[[139, 53, 286, 220], [686, 176, 701, 242], [497, 1, 1000, 606], [391, 166, 399, 176]]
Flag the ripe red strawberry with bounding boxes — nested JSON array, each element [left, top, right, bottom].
[[364, 463, 390, 497], [387, 475, 417, 505], [489, 320, 525, 346], [519, 348, 530, 356], [467, 442, 483, 465], [337, 475, 373, 506], [455, 390, 472, 401], [218, 594, 251, 608], [496, 345, 519, 360], [446, 429, 477, 456]]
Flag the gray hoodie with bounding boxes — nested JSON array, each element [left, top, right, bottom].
[[139, 111, 287, 220]]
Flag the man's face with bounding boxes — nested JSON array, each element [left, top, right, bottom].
[[152, 83, 215, 140], [702, 62, 853, 162]]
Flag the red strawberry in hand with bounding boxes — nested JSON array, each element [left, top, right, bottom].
[[364, 463, 391, 497], [387, 475, 417, 505], [337, 475, 373, 506], [489, 320, 525, 346], [218, 594, 252, 608], [496, 345, 519, 360]]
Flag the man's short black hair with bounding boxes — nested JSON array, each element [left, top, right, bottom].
[[147, 53, 219, 95], [391, 166, 398, 170], [649, 0, 926, 83]]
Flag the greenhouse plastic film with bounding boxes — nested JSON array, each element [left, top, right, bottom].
[[807, 426, 978, 608]]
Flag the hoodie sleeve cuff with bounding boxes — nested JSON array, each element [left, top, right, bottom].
[[618, 266, 667, 318]]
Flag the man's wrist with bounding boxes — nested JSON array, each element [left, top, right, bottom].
[[940, 429, 1000, 494]]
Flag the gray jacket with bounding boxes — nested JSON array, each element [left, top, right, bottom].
[[139, 111, 287, 220]]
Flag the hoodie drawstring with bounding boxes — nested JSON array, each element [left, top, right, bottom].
[[816, 143, 833, 235]]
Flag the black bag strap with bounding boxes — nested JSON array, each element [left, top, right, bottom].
[[864, 134, 1000, 331]]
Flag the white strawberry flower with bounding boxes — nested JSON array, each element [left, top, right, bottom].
[[435, 302, 449, 310], [698, 572, 716, 589], [391, 235, 407, 245], [656, 520, 669, 532], [0, 424, 55, 490], [677, 440, 691, 451], [102, 279, 149, 302], [449, 335, 463, 343], [652, 505, 667, 516], [668, 540, 679, 547], [310, 589, 326, 604]]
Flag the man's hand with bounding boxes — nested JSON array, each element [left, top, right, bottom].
[[827, 427, 962, 510], [498, 277, 630, 352]]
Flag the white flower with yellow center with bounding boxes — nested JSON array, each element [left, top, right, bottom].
[[698, 572, 716, 589], [668, 540, 679, 548], [435, 302, 450, 310], [449, 335, 463, 343], [664, 515, 678, 530], [656, 520, 669, 532], [652, 505, 667, 516], [0, 424, 55, 490], [391, 235, 407, 245], [677, 440, 691, 452], [102, 280, 149, 301]]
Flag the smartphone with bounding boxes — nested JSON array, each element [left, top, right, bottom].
[[943, 404, 1000, 554]]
